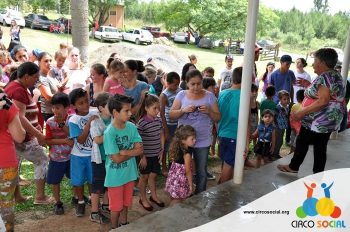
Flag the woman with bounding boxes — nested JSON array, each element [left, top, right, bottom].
[[292, 58, 311, 103], [180, 63, 196, 90], [123, 60, 149, 115], [65, 47, 89, 93], [170, 69, 220, 194], [278, 48, 345, 174], [11, 45, 28, 64], [259, 62, 275, 100], [85, 63, 107, 107], [188, 54, 197, 65], [7, 20, 21, 52], [0, 90, 25, 232], [36, 52, 58, 121], [5, 62, 51, 204]]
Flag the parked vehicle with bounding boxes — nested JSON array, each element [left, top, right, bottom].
[[94, 26, 122, 42], [122, 29, 153, 45], [0, 9, 25, 27], [142, 26, 171, 38], [198, 37, 214, 49], [173, 32, 188, 43], [24, 14, 52, 30], [55, 17, 71, 33], [257, 39, 275, 49]]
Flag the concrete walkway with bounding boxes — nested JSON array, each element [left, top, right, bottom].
[[115, 130, 350, 232]]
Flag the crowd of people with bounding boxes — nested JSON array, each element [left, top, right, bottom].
[[0, 34, 349, 231]]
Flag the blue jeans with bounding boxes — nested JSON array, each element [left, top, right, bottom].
[[193, 146, 210, 194]]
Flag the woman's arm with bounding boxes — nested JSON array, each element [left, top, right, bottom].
[[38, 85, 54, 101], [8, 113, 25, 143], [207, 101, 221, 122]]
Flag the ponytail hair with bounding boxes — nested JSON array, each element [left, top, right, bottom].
[[136, 92, 159, 122], [91, 63, 108, 78], [169, 125, 196, 162]]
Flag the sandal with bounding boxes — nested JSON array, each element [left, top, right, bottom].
[[16, 195, 32, 204], [139, 199, 153, 211], [150, 196, 165, 207], [34, 196, 55, 205], [277, 164, 298, 173]]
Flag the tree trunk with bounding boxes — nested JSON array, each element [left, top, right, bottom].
[[71, 0, 89, 64]]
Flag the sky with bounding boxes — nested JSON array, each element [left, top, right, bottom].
[[260, 0, 350, 14]]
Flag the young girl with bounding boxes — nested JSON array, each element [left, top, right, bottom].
[[86, 63, 107, 107], [251, 109, 276, 168], [103, 59, 125, 95], [137, 93, 165, 211], [165, 125, 196, 206]]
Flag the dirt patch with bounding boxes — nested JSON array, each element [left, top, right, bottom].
[[89, 42, 188, 74]]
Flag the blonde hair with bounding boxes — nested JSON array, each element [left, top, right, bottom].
[[169, 125, 196, 162]]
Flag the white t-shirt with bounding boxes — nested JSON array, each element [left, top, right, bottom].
[[66, 67, 89, 92], [293, 70, 311, 103], [219, 67, 233, 91]]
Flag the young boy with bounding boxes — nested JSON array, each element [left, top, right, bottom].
[[260, 85, 277, 117], [68, 88, 98, 217], [89, 92, 112, 223], [46, 92, 73, 215], [272, 90, 290, 160], [289, 89, 305, 154], [103, 94, 143, 229]]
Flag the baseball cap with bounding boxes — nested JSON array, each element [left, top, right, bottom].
[[225, 54, 234, 61], [280, 54, 292, 64], [32, 48, 43, 58]]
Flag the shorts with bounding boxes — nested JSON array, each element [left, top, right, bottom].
[[0, 167, 17, 232], [254, 141, 271, 157], [108, 181, 134, 212], [47, 160, 70, 185], [15, 138, 48, 180], [219, 137, 236, 167], [139, 156, 161, 175], [92, 161, 106, 194], [70, 155, 92, 186]]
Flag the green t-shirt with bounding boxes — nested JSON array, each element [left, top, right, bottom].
[[218, 88, 240, 139], [260, 99, 277, 117], [99, 117, 111, 161], [103, 121, 142, 187]]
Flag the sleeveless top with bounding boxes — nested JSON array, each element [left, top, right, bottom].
[[162, 87, 181, 125]]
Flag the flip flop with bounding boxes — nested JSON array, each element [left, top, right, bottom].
[[277, 164, 298, 173], [34, 196, 55, 205], [15, 196, 32, 204]]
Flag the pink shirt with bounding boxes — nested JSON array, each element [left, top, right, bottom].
[[105, 78, 125, 95]]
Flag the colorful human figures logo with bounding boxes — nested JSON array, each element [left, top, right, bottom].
[[296, 182, 342, 219]]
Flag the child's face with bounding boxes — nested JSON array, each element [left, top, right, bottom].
[[110, 69, 124, 81], [0, 56, 6, 66], [56, 55, 66, 69], [280, 96, 290, 107], [113, 103, 132, 123], [262, 114, 273, 125], [146, 74, 156, 85], [251, 90, 258, 98], [267, 64, 275, 73], [204, 71, 214, 78], [73, 95, 89, 115], [182, 135, 196, 147], [145, 102, 160, 118], [167, 79, 180, 92], [52, 104, 67, 121], [99, 104, 111, 117]]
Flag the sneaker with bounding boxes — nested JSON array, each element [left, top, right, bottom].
[[71, 197, 78, 206], [90, 212, 110, 224], [75, 203, 85, 217], [207, 172, 216, 180], [100, 205, 110, 218], [54, 202, 64, 215], [84, 195, 91, 206]]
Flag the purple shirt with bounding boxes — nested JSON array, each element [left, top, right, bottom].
[[175, 90, 216, 148]]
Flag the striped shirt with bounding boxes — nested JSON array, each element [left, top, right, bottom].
[[162, 87, 181, 126], [137, 115, 162, 157]]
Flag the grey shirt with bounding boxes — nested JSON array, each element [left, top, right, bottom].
[[37, 75, 59, 114]]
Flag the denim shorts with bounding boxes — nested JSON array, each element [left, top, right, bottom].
[[47, 160, 70, 185], [219, 137, 236, 167], [70, 155, 92, 186]]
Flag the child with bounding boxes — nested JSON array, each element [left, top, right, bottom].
[[159, 72, 181, 176], [260, 85, 277, 117], [272, 90, 290, 160], [45, 92, 73, 215], [136, 93, 165, 211], [68, 88, 98, 217], [250, 84, 259, 147], [89, 92, 112, 224], [103, 59, 125, 95], [165, 125, 196, 206], [289, 89, 305, 154], [103, 94, 143, 229], [202, 66, 215, 78], [49, 49, 69, 92], [0, 51, 11, 85], [251, 109, 276, 168]]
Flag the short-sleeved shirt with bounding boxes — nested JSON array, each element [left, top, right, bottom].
[[218, 88, 240, 139], [90, 116, 111, 162], [0, 103, 19, 168], [274, 103, 289, 130], [176, 90, 216, 147], [162, 87, 182, 125], [46, 116, 71, 162], [137, 115, 162, 157], [219, 67, 233, 91], [5, 81, 40, 142], [103, 121, 142, 187], [105, 78, 125, 95], [260, 99, 277, 116], [293, 71, 311, 103], [301, 70, 345, 133], [66, 68, 89, 92], [37, 75, 59, 114], [68, 110, 98, 157], [290, 103, 302, 134], [124, 80, 149, 106], [269, 69, 296, 103], [257, 123, 275, 142]]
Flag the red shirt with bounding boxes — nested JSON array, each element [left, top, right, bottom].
[[0, 103, 19, 168], [5, 81, 40, 142]]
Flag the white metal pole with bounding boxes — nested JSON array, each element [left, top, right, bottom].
[[233, 0, 259, 184], [341, 25, 350, 81]]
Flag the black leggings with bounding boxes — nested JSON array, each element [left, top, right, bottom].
[[289, 126, 331, 173]]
